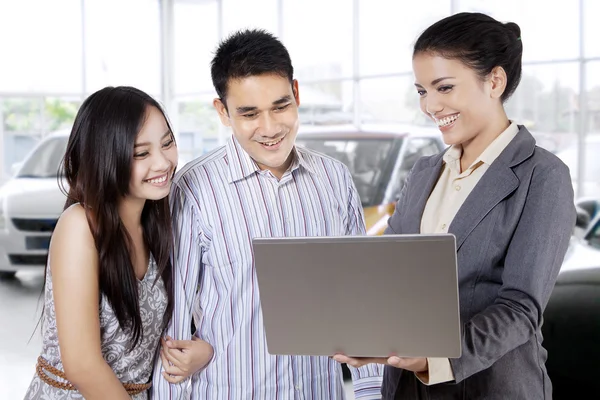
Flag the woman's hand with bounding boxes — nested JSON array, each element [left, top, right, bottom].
[[160, 336, 214, 384]]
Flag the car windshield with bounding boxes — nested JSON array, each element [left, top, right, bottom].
[[17, 137, 68, 178], [295, 138, 397, 207]]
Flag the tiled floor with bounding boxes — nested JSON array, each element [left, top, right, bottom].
[[0, 271, 44, 400]]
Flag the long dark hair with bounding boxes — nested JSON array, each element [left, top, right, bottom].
[[59, 86, 174, 349]]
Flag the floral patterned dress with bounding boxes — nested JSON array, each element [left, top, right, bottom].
[[24, 256, 167, 399]]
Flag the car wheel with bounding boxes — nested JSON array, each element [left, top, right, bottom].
[[0, 271, 16, 280]]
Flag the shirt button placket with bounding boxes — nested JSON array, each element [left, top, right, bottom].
[[293, 358, 304, 400]]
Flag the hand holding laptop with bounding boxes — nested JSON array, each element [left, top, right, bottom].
[[332, 354, 428, 373]]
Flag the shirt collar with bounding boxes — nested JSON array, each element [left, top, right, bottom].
[[442, 121, 520, 173], [226, 136, 314, 183], [477, 121, 519, 165]]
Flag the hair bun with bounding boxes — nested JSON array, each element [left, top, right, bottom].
[[504, 22, 521, 39]]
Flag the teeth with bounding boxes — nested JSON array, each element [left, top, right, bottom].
[[263, 137, 283, 146], [147, 175, 167, 184], [436, 114, 460, 127]]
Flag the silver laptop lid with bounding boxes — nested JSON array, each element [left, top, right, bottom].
[[252, 234, 461, 358]]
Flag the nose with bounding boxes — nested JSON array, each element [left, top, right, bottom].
[[424, 92, 444, 116], [257, 112, 281, 138], [152, 149, 172, 172]]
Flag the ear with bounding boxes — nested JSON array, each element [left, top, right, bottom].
[[292, 79, 300, 107], [489, 66, 507, 100], [213, 98, 231, 127]]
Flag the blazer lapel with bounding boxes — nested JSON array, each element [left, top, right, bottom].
[[449, 163, 518, 250], [449, 126, 536, 250]]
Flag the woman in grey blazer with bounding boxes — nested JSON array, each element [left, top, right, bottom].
[[334, 12, 576, 399]]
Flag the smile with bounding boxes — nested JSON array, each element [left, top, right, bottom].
[[260, 137, 284, 147], [145, 174, 168, 184], [435, 113, 460, 127]]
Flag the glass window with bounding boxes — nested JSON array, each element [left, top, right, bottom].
[[174, 0, 219, 94], [559, 61, 600, 199], [0, 0, 82, 93], [360, 76, 430, 126], [359, 0, 450, 76], [299, 81, 354, 126], [44, 98, 80, 133], [84, 0, 161, 95], [176, 97, 221, 165], [17, 136, 69, 178], [2, 97, 78, 136], [588, 61, 600, 134], [505, 63, 579, 136], [584, 0, 600, 57], [507, 64, 581, 184], [584, 61, 600, 195], [295, 137, 396, 207], [1, 97, 42, 179], [222, 0, 278, 37], [557, 139, 600, 178], [283, 0, 353, 80], [1, 98, 43, 135], [457, 0, 579, 62]]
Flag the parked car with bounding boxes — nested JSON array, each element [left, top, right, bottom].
[[0, 130, 69, 278], [562, 211, 600, 273], [0, 125, 444, 279], [296, 124, 446, 235], [542, 265, 600, 399]]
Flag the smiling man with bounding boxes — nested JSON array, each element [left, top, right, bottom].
[[150, 29, 384, 400]]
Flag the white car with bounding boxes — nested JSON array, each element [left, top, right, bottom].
[[562, 213, 600, 272], [0, 128, 196, 279], [0, 130, 69, 278]]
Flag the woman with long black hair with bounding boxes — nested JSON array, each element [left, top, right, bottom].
[[25, 86, 180, 399]]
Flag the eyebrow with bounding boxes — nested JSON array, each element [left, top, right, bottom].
[[235, 95, 293, 114], [134, 130, 172, 148], [414, 76, 456, 88]]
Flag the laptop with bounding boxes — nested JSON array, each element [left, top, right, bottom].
[[252, 234, 461, 358]]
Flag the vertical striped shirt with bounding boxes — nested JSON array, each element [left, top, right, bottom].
[[151, 136, 383, 400]]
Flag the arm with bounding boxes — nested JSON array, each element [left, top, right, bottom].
[[343, 167, 384, 399], [151, 182, 208, 398], [52, 205, 130, 400], [449, 163, 576, 382]]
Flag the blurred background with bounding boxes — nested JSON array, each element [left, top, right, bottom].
[[1, 0, 599, 398], [0, 0, 599, 184]]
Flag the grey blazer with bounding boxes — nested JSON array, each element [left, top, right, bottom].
[[381, 126, 576, 400]]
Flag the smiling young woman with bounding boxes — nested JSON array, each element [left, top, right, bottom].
[[333, 12, 576, 400]]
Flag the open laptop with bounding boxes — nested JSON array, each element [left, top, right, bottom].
[[252, 234, 461, 358]]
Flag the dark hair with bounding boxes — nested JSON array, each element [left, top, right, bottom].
[[414, 12, 523, 103], [210, 28, 294, 104], [60, 86, 174, 349]]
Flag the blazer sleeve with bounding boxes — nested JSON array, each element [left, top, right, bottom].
[[449, 161, 576, 382]]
